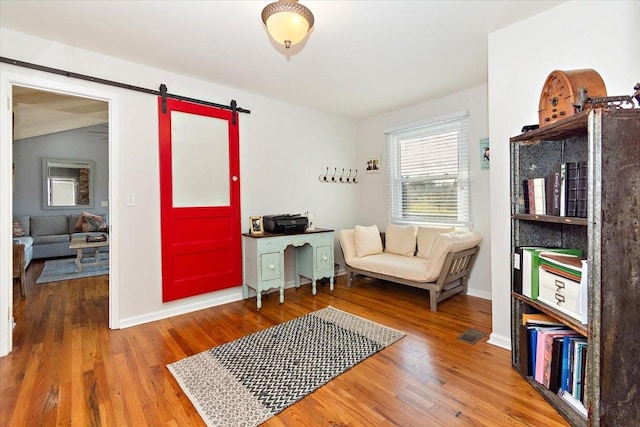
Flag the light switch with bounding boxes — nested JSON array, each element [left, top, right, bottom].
[[101, 201, 108, 207], [126, 193, 136, 207]]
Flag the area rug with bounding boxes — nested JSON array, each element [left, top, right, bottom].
[[167, 306, 405, 426], [36, 256, 109, 284]]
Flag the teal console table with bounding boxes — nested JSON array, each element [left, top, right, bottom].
[[242, 228, 335, 309]]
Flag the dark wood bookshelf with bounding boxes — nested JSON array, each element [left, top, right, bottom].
[[510, 108, 640, 426]]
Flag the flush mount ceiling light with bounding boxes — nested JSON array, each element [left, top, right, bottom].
[[261, 0, 315, 49]]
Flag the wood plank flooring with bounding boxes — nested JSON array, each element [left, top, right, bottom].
[[1, 260, 569, 426]]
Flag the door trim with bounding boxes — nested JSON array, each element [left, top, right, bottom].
[[0, 70, 120, 356]]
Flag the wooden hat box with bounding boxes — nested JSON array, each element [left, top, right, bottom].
[[538, 69, 607, 127]]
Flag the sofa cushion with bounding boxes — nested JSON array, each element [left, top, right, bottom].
[[416, 226, 455, 259], [348, 252, 431, 282], [13, 221, 26, 237], [354, 225, 383, 258], [13, 236, 33, 248], [384, 224, 416, 257], [30, 215, 69, 237], [337, 229, 357, 262], [424, 231, 482, 280], [32, 234, 71, 246]]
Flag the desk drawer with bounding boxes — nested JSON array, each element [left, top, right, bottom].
[[315, 245, 333, 271], [258, 239, 280, 253], [260, 252, 281, 281], [312, 232, 333, 245]]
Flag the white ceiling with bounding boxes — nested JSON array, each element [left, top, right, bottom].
[[1, 0, 565, 120], [12, 86, 108, 140]]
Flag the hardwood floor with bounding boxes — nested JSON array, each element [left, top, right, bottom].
[[1, 260, 568, 426]]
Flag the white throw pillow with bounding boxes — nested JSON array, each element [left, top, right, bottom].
[[384, 224, 417, 257], [416, 226, 455, 259], [354, 225, 383, 258]]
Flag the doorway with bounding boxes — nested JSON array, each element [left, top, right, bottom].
[[1, 74, 119, 356]]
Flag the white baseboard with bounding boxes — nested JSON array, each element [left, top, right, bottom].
[[118, 287, 244, 329], [118, 277, 322, 329], [488, 332, 511, 350], [466, 288, 491, 300]]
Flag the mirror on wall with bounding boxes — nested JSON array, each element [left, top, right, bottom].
[[42, 158, 95, 209]]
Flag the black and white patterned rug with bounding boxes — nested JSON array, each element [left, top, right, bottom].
[[167, 306, 405, 426]]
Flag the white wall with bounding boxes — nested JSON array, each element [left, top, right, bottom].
[[13, 124, 109, 215], [356, 85, 492, 299], [0, 29, 359, 335], [487, 0, 640, 349]]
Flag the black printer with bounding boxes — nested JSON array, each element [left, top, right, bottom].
[[263, 214, 308, 234]]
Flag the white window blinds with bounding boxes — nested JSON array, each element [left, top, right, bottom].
[[387, 112, 471, 227]]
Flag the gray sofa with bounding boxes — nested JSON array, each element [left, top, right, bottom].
[[13, 213, 108, 264]]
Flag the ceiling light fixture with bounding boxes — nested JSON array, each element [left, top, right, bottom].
[[261, 0, 315, 49]]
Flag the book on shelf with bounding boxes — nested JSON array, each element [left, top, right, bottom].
[[577, 161, 588, 218], [561, 335, 587, 394], [535, 328, 580, 388], [533, 177, 546, 215], [527, 178, 537, 215], [513, 246, 542, 295], [539, 251, 583, 282], [579, 260, 588, 324], [546, 166, 561, 216], [558, 389, 587, 419], [519, 247, 545, 298], [522, 180, 530, 214], [519, 324, 530, 376], [525, 324, 564, 378], [572, 341, 588, 402], [565, 162, 579, 217], [519, 162, 587, 218], [522, 312, 565, 326], [559, 163, 567, 216]]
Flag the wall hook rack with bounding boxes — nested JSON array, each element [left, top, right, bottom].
[[318, 167, 358, 183]]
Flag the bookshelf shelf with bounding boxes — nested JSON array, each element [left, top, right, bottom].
[[512, 292, 587, 337], [511, 214, 588, 226], [510, 108, 640, 427]]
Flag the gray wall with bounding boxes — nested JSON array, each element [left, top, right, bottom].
[[13, 123, 109, 216]]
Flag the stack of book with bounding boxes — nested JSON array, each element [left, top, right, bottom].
[[521, 161, 587, 218], [537, 252, 588, 324], [519, 313, 588, 419], [513, 247, 582, 302]]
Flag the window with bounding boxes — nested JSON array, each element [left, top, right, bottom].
[[387, 112, 471, 227]]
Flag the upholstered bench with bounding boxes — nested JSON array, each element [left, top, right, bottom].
[[338, 224, 482, 311]]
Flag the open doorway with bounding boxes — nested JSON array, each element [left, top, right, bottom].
[[1, 75, 119, 356]]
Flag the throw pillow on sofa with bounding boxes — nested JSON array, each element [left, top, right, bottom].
[[384, 224, 417, 257], [354, 225, 383, 258], [74, 212, 105, 232], [416, 226, 455, 259], [13, 221, 26, 237]]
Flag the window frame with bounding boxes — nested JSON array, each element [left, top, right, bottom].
[[387, 111, 471, 227]]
